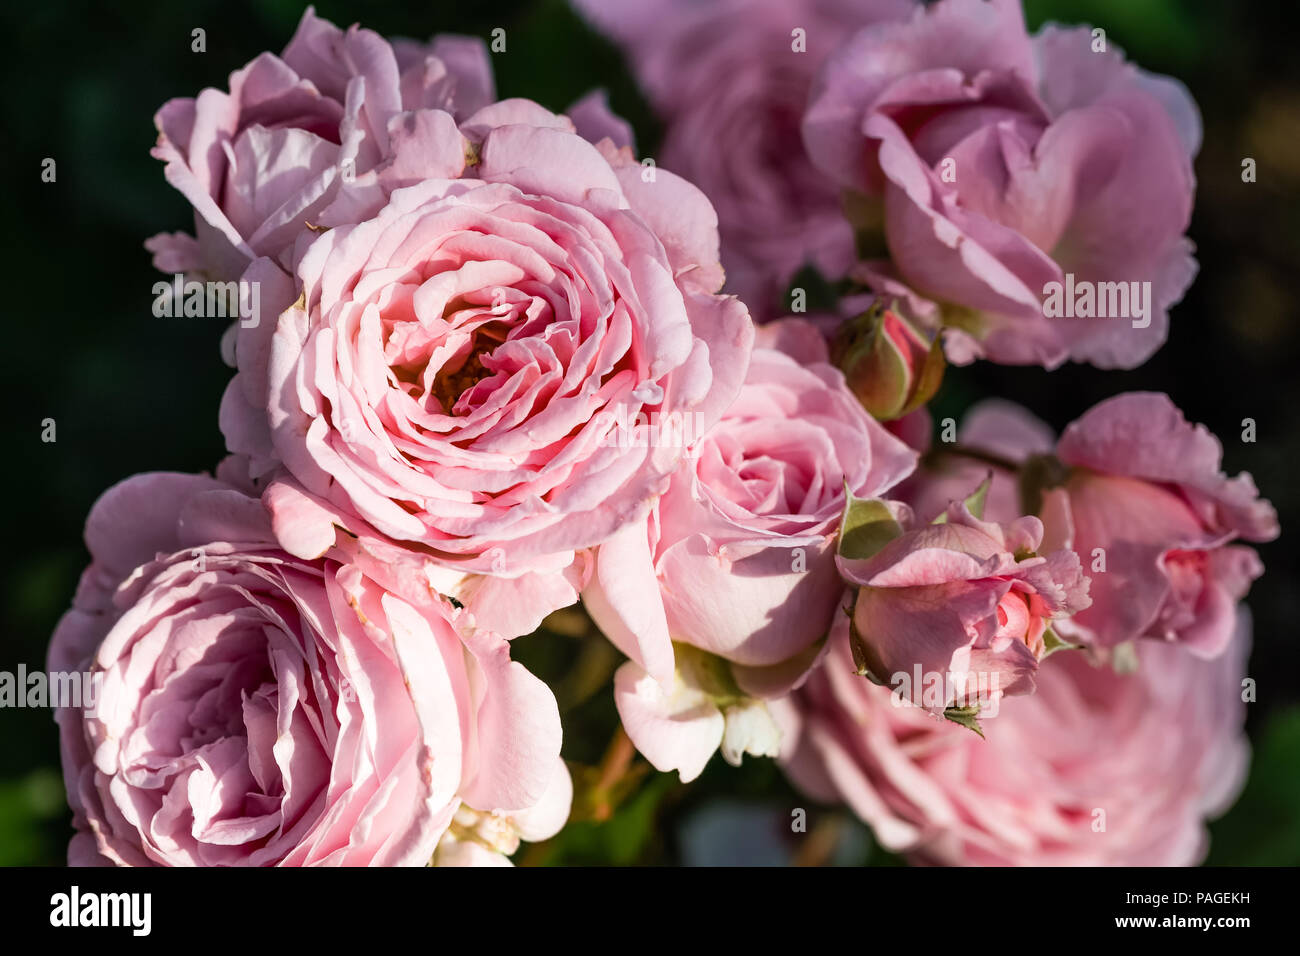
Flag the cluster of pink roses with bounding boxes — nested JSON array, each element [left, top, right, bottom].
[[50, 2, 1276, 867]]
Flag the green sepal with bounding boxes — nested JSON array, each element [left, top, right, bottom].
[[943, 703, 985, 738], [838, 486, 904, 561], [1041, 626, 1079, 659], [933, 475, 992, 523], [845, 594, 886, 683]]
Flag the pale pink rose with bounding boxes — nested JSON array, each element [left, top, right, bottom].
[[1053, 394, 1277, 656], [775, 610, 1251, 866], [904, 394, 1279, 659], [572, 0, 917, 318], [803, 0, 1201, 368], [218, 95, 753, 636], [584, 321, 916, 780], [837, 499, 1090, 716], [47, 463, 566, 866], [147, 7, 494, 279]]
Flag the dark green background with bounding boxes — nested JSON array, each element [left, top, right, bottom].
[[1, 0, 1296, 865]]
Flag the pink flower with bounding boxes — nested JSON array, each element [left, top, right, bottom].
[[907, 394, 1278, 659], [147, 8, 494, 279], [837, 497, 1090, 718], [218, 95, 753, 636], [1052, 394, 1277, 656], [572, 0, 917, 318], [775, 610, 1251, 865], [584, 321, 916, 780], [47, 464, 567, 866], [893, 398, 1056, 524], [803, 0, 1201, 368]]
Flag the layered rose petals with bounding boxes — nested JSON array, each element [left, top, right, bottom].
[[903, 394, 1279, 660], [221, 100, 753, 615], [48, 468, 566, 867], [584, 322, 916, 779], [1053, 394, 1278, 656], [838, 500, 1090, 715], [573, 0, 917, 318], [802, 0, 1200, 368], [776, 610, 1251, 865], [148, 8, 494, 278]]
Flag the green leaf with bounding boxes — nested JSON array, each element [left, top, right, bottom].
[[963, 475, 991, 521]]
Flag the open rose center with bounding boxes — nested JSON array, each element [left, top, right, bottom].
[[700, 427, 826, 522], [112, 576, 335, 861], [382, 278, 527, 418]]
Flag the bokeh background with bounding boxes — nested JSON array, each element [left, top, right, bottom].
[[1, 0, 1296, 865]]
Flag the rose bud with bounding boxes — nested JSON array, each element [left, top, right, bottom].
[[904, 394, 1279, 660], [831, 301, 945, 421], [836, 490, 1090, 730]]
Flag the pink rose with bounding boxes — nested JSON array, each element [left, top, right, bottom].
[[218, 95, 753, 636], [803, 0, 1201, 368], [775, 610, 1251, 865], [909, 394, 1278, 659], [1052, 394, 1276, 656], [837, 497, 1090, 718], [147, 8, 494, 279], [584, 321, 916, 780], [47, 464, 567, 866], [572, 0, 916, 318]]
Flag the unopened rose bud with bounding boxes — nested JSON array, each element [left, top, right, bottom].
[[833, 303, 944, 421]]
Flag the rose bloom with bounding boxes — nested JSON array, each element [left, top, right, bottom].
[[774, 611, 1251, 865], [572, 0, 916, 318], [148, 8, 494, 278], [48, 464, 568, 866], [217, 89, 753, 636], [803, 0, 1201, 367], [838, 499, 1090, 716], [904, 393, 1278, 659], [584, 321, 916, 780]]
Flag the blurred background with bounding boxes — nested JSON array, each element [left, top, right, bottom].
[[0, 0, 1296, 865]]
